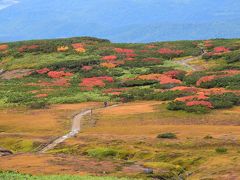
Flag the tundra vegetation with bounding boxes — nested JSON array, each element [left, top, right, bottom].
[[0, 37, 240, 179]]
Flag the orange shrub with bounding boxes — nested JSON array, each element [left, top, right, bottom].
[[75, 47, 86, 53], [0, 44, 8, 51], [138, 74, 182, 85], [186, 101, 213, 108], [72, 43, 84, 49], [100, 62, 117, 68], [57, 46, 69, 52]]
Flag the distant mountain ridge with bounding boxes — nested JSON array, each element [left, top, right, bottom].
[[1, 0, 240, 42]]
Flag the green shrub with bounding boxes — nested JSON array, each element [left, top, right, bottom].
[[215, 147, 228, 154], [200, 75, 240, 90], [167, 101, 186, 111], [184, 105, 210, 114], [157, 133, 177, 139], [153, 90, 192, 101], [119, 88, 154, 101], [27, 100, 49, 109], [121, 79, 158, 87], [225, 50, 240, 63], [209, 93, 240, 109], [86, 147, 133, 160], [184, 72, 208, 85], [204, 135, 213, 139]]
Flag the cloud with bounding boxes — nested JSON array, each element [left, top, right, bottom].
[[0, 0, 19, 10]]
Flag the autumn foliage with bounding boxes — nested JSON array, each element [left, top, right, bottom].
[[18, 45, 39, 52], [57, 46, 69, 52], [101, 55, 117, 61], [79, 76, 114, 89], [158, 48, 184, 56], [186, 101, 213, 108], [100, 62, 117, 68], [0, 44, 8, 51], [82, 66, 93, 71], [214, 46, 229, 54], [115, 48, 134, 54], [138, 74, 182, 85], [175, 92, 208, 102], [47, 71, 73, 78], [196, 75, 216, 86]]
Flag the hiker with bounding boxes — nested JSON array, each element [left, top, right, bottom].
[[104, 101, 108, 107]]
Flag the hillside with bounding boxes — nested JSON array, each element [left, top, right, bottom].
[[0, 37, 239, 113], [0, 37, 240, 179]]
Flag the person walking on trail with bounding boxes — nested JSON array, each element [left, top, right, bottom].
[[104, 102, 108, 107]]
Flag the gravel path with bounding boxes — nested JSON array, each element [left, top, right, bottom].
[[40, 104, 119, 153], [40, 109, 92, 153], [176, 49, 207, 71]]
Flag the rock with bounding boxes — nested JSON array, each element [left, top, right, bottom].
[[0, 69, 4, 75], [143, 168, 153, 174], [0, 148, 13, 156], [0, 69, 33, 80]]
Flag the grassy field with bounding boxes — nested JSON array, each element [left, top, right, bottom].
[[0, 102, 100, 152], [0, 101, 240, 179]]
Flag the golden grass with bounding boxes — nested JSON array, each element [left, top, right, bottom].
[[1, 101, 240, 178], [84, 103, 240, 138], [188, 58, 227, 70], [0, 102, 100, 152]]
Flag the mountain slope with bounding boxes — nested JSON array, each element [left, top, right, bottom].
[[1, 0, 240, 42]]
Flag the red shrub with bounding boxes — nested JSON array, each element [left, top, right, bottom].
[[175, 92, 208, 102], [138, 74, 182, 85], [47, 71, 73, 78], [186, 101, 213, 108], [18, 45, 39, 52], [101, 55, 117, 61], [163, 70, 184, 78], [171, 86, 198, 93], [125, 58, 135, 61], [126, 53, 137, 58], [79, 76, 114, 89], [196, 75, 216, 86], [158, 48, 184, 56], [214, 46, 229, 53], [82, 66, 93, 71], [72, 43, 84, 49], [140, 50, 149, 53], [115, 48, 134, 54]]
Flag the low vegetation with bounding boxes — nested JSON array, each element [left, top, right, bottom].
[[0, 171, 135, 180], [0, 37, 240, 179]]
